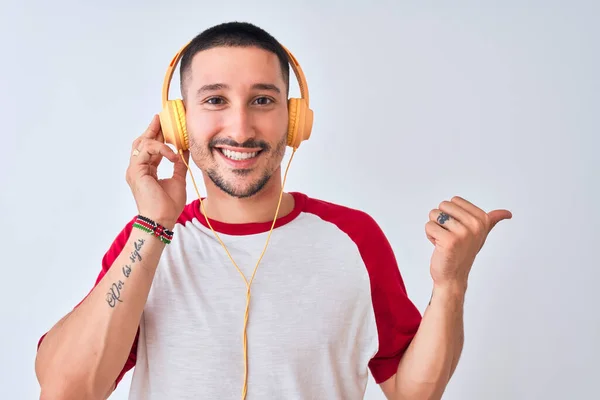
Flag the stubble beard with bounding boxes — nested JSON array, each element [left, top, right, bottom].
[[198, 134, 288, 199]]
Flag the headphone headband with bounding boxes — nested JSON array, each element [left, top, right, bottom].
[[161, 41, 310, 107]]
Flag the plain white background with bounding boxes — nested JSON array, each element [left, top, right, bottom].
[[1, 0, 598, 399]]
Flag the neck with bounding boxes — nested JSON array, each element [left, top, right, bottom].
[[200, 170, 295, 224]]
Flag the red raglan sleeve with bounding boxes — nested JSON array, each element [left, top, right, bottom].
[[359, 217, 422, 383], [37, 217, 139, 387], [350, 213, 423, 384], [304, 195, 423, 385]]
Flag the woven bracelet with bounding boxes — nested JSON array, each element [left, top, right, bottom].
[[133, 215, 174, 244]]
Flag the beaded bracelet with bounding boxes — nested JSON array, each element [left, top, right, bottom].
[[133, 215, 174, 244]]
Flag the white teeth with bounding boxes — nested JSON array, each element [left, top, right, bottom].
[[221, 149, 259, 160]]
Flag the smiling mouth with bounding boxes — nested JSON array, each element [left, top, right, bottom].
[[216, 147, 262, 161]]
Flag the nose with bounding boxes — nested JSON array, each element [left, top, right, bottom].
[[225, 105, 256, 146]]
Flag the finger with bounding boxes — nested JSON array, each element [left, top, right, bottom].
[[450, 196, 512, 232], [172, 150, 190, 180], [131, 136, 143, 152], [450, 196, 488, 221], [131, 115, 160, 151], [487, 209, 513, 230], [439, 200, 482, 234], [132, 139, 178, 165], [141, 114, 162, 140], [429, 208, 454, 230], [133, 137, 167, 168], [429, 208, 470, 239], [425, 220, 451, 245], [426, 233, 436, 246]]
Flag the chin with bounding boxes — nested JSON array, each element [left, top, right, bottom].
[[207, 167, 273, 199]]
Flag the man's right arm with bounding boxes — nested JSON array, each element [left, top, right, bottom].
[[35, 225, 167, 400]]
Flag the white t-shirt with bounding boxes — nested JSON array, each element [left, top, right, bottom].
[[40, 192, 422, 399]]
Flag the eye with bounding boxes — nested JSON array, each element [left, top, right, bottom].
[[253, 96, 273, 106], [205, 97, 225, 105]]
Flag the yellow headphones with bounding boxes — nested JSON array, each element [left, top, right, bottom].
[[156, 40, 313, 400], [159, 41, 314, 152]]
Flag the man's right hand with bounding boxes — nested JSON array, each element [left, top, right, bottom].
[[126, 114, 190, 229]]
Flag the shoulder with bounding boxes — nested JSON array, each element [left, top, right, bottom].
[[296, 192, 407, 285], [295, 193, 398, 274], [296, 192, 388, 242]]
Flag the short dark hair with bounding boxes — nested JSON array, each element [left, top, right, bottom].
[[179, 21, 290, 98]]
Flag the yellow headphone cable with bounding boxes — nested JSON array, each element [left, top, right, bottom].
[[179, 146, 297, 400], [157, 38, 312, 399]]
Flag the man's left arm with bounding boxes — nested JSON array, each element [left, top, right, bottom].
[[380, 196, 511, 400], [380, 281, 466, 400]]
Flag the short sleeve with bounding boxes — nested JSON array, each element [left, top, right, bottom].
[[342, 212, 423, 384], [270, 195, 424, 385], [37, 216, 139, 388]]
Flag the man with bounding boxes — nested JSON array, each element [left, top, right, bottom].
[[35, 21, 511, 400]]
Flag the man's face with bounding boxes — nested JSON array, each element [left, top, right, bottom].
[[183, 46, 289, 199]]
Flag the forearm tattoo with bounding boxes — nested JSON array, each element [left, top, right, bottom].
[[106, 238, 146, 308]]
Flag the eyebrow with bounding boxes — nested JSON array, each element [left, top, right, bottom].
[[196, 82, 281, 97], [252, 83, 281, 94]]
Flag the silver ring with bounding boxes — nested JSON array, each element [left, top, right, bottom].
[[132, 149, 140, 157]]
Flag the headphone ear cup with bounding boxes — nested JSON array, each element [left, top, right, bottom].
[[287, 98, 313, 149], [286, 98, 299, 148], [159, 99, 189, 151], [173, 99, 189, 151]]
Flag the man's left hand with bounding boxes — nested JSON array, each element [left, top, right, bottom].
[[425, 196, 512, 288]]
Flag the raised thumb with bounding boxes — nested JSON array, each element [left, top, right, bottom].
[[487, 209, 512, 230]]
